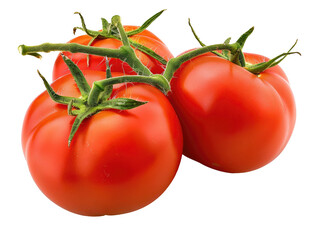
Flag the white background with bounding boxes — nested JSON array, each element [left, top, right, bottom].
[[1, 0, 318, 239]]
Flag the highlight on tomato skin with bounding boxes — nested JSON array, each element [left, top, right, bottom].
[[22, 71, 183, 216], [168, 52, 296, 173], [52, 26, 174, 81]]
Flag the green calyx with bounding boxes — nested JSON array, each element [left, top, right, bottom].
[[188, 19, 300, 75], [73, 10, 168, 65], [244, 40, 300, 74], [38, 55, 148, 146], [73, 10, 165, 38]]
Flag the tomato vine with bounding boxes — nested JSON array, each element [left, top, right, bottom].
[[18, 11, 300, 146]]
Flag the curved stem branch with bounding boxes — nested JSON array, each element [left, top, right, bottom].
[[163, 43, 238, 81], [73, 12, 99, 37], [89, 74, 170, 103], [188, 18, 225, 58]]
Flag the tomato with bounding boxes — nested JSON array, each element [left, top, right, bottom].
[[168, 52, 296, 173], [52, 26, 173, 81], [22, 70, 183, 215]]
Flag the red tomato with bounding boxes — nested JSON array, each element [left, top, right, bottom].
[[168, 53, 295, 173], [52, 26, 173, 81], [22, 70, 183, 215]]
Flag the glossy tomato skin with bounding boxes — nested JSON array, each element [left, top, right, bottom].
[[52, 26, 173, 81], [22, 70, 183, 216], [168, 53, 295, 173]]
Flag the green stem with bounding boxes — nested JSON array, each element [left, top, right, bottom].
[[188, 18, 225, 59], [188, 18, 205, 47], [118, 46, 153, 76], [111, 15, 154, 75], [111, 15, 130, 46], [86, 36, 98, 66], [73, 12, 98, 37], [19, 42, 117, 57], [88, 74, 170, 106], [18, 42, 152, 76], [163, 43, 238, 81], [99, 58, 114, 102], [87, 81, 104, 107]]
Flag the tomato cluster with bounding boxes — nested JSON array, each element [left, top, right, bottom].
[[20, 11, 297, 216]]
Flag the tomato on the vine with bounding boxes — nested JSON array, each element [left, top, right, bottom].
[[52, 26, 173, 81], [168, 52, 296, 173], [22, 70, 183, 215]]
